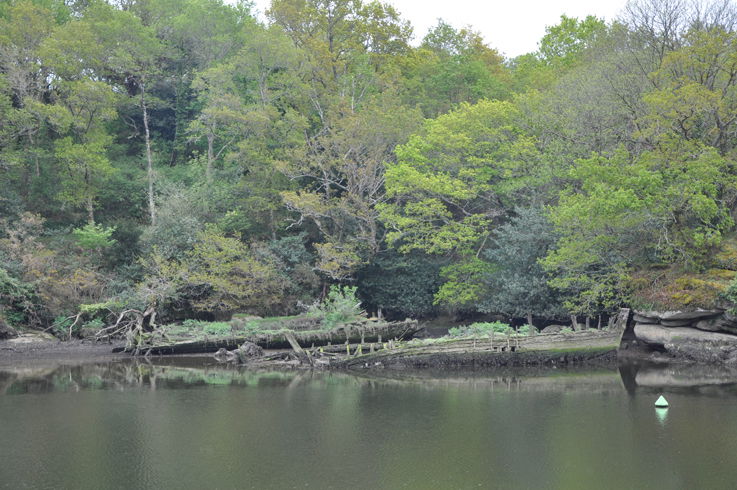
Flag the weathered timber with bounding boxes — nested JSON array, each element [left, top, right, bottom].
[[335, 330, 620, 370], [115, 320, 420, 355]]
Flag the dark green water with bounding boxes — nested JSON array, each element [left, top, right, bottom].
[[2, 360, 737, 489]]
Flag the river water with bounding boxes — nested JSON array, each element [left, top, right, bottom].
[[1, 359, 737, 489]]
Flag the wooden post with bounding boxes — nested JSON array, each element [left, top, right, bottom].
[[284, 331, 306, 357]]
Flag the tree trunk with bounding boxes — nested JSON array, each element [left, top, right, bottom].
[[597, 315, 602, 330], [527, 312, 535, 335], [585, 316, 591, 330], [86, 197, 95, 224], [571, 315, 580, 331], [206, 132, 214, 184], [141, 82, 156, 225]]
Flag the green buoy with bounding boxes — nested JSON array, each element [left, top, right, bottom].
[[655, 395, 669, 408]]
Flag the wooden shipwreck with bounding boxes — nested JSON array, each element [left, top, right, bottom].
[[114, 319, 421, 355]]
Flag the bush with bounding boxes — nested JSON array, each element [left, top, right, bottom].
[[178, 319, 233, 336], [309, 285, 366, 329], [72, 223, 116, 250], [723, 278, 737, 314], [447, 321, 513, 338]]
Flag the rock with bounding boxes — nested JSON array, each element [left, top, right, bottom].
[[235, 341, 263, 363], [633, 312, 660, 324], [635, 323, 737, 344], [633, 323, 737, 363], [723, 312, 737, 327], [661, 319, 696, 327], [663, 309, 724, 321], [0, 319, 18, 340], [694, 318, 722, 332], [634, 309, 724, 323], [541, 325, 564, 334]]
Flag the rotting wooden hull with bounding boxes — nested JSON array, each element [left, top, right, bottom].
[[114, 320, 421, 355], [335, 330, 621, 370]]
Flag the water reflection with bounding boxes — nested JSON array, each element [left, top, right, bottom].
[[618, 361, 737, 396], [0, 358, 629, 395], [2, 359, 737, 489]]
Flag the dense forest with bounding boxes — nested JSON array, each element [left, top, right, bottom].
[[3, 0, 737, 336]]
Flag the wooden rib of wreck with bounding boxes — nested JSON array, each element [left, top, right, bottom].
[[334, 330, 621, 370], [234, 330, 622, 370], [114, 320, 420, 355]]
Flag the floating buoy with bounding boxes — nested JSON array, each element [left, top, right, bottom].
[[655, 395, 669, 408]]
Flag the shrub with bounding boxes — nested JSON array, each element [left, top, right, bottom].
[[447, 321, 513, 338], [179, 319, 233, 336], [309, 285, 366, 329], [72, 223, 116, 251]]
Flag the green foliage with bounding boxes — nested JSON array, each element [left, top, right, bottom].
[[309, 285, 366, 329], [181, 319, 232, 336], [447, 321, 513, 338], [0, 267, 38, 327], [73, 223, 116, 250], [381, 99, 540, 255], [434, 258, 494, 309], [479, 207, 563, 319], [543, 142, 734, 315], [50, 315, 73, 339], [723, 279, 737, 314], [357, 250, 444, 318], [149, 228, 289, 316], [538, 15, 607, 67], [4, 0, 737, 329]]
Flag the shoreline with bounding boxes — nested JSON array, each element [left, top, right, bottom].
[[0, 331, 621, 371]]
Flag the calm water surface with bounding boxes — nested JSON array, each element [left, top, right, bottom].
[[1, 359, 737, 489]]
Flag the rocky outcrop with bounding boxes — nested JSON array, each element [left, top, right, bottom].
[[213, 341, 264, 364], [628, 308, 737, 363]]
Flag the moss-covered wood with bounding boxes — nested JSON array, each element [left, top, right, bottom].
[[115, 320, 420, 355]]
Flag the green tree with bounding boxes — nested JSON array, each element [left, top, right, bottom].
[[380, 99, 545, 308], [402, 19, 511, 117], [47, 80, 119, 223], [538, 15, 607, 67], [543, 141, 735, 315], [158, 228, 289, 315], [478, 207, 563, 327]]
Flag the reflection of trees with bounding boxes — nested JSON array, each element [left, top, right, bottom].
[[1, 361, 633, 395], [1, 361, 303, 394]]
